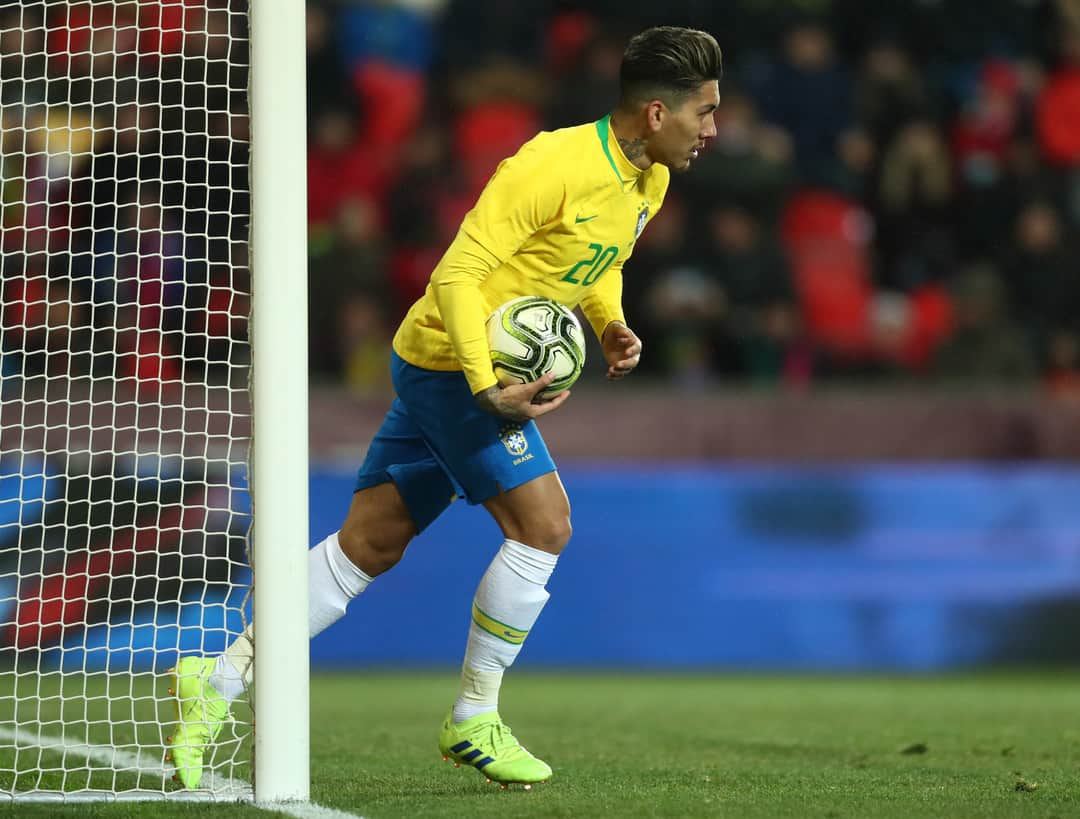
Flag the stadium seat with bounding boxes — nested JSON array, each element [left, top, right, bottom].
[[1037, 66, 1080, 165], [780, 189, 875, 356], [546, 10, 595, 75], [352, 61, 425, 150]]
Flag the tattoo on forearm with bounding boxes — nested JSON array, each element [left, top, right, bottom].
[[475, 385, 527, 422], [475, 386, 500, 415], [617, 137, 647, 162]]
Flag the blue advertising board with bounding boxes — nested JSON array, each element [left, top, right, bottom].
[[51, 462, 1080, 671], [306, 463, 1080, 671]]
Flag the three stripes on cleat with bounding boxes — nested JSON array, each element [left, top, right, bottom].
[[441, 747, 546, 790], [446, 739, 495, 771]]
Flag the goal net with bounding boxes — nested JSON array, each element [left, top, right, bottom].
[[0, 0, 260, 802]]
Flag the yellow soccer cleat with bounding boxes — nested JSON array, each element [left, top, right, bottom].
[[166, 656, 231, 789], [438, 710, 551, 788]]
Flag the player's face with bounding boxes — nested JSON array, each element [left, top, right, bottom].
[[653, 81, 719, 171]]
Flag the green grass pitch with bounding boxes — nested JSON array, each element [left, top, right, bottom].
[[3, 670, 1080, 818]]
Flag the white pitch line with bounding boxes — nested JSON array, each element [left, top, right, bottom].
[[263, 802, 368, 819], [0, 724, 238, 795], [0, 726, 365, 818]]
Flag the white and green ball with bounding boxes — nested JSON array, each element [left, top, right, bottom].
[[486, 296, 586, 399]]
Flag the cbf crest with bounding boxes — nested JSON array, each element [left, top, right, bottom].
[[500, 425, 529, 457], [634, 205, 649, 239]]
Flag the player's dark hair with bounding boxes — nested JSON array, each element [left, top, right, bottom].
[[619, 27, 723, 110]]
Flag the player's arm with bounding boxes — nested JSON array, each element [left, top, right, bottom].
[[477, 372, 571, 422], [430, 148, 565, 415], [578, 262, 642, 379]]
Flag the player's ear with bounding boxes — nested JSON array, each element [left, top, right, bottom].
[[645, 100, 665, 132]]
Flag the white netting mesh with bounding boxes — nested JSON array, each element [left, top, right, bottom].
[[0, 0, 253, 801]]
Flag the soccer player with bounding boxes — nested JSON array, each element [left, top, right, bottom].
[[167, 25, 722, 789]]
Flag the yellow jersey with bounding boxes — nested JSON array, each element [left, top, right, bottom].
[[391, 114, 670, 394]]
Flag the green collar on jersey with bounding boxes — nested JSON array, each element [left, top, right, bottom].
[[595, 114, 629, 188]]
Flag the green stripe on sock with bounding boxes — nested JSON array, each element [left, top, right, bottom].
[[472, 603, 528, 645]]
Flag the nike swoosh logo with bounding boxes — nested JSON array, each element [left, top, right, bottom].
[[575, 214, 599, 223]]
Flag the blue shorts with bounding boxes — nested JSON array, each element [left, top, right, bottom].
[[354, 351, 557, 532]]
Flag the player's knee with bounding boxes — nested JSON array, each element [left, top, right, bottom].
[[519, 513, 572, 554], [338, 523, 410, 577], [553, 514, 573, 551]]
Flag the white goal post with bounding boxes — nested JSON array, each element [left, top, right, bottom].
[[249, 0, 310, 804], [0, 0, 310, 804]]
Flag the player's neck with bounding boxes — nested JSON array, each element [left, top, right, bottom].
[[609, 111, 653, 171]]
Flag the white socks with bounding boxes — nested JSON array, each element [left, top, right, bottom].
[[209, 647, 248, 701], [452, 539, 558, 723], [210, 531, 373, 701], [308, 531, 374, 637]]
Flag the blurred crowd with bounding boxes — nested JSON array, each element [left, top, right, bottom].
[[0, 0, 248, 388], [4, 1, 1080, 396]]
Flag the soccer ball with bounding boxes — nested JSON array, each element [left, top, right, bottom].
[[486, 296, 586, 399]]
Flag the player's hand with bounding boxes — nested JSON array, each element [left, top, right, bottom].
[[602, 321, 642, 380], [475, 374, 570, 422]]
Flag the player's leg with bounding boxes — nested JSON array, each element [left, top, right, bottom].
[[436, 473, 568, 787], [389, 358, 567, 783], [168, 484, 416, 787], [378, 351, 567, 785], [169, 397, 454, 788], [455, 472, 569, 721]]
